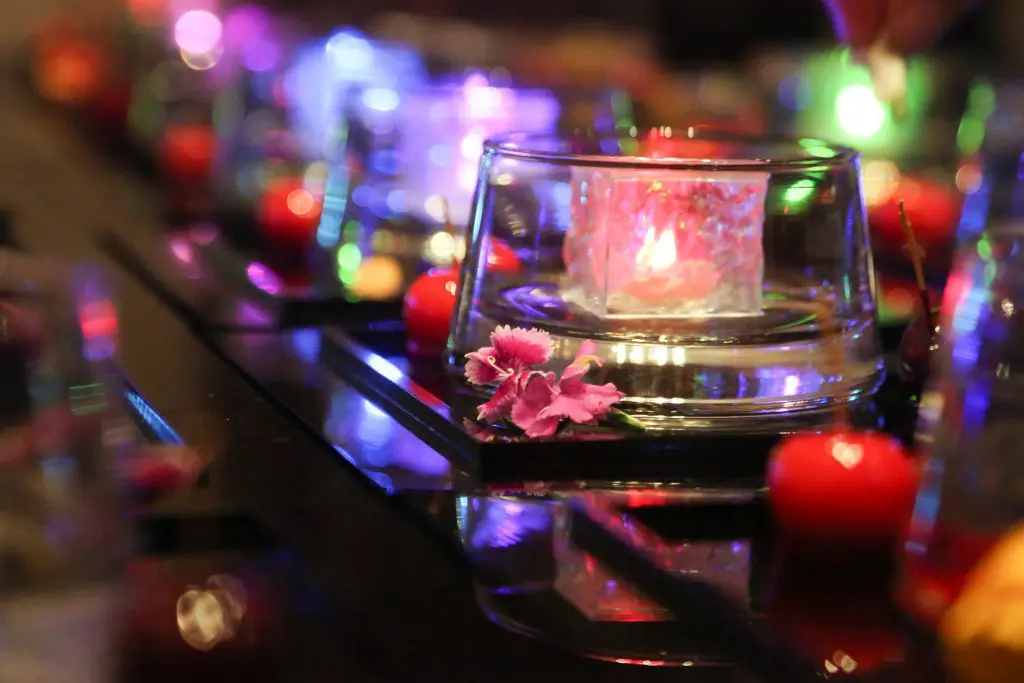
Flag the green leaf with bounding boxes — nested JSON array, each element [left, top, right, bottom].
[[604, 408, 646, 431]]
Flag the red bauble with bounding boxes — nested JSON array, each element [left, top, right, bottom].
[[157, 123, 216, 182], [868, 178, 960, 257], [403, 268, 458, 355], [485, 238, 521, 274], [35, 38, 108, 106], [256, 179, 323, 251], [767, 430, 919, 548]]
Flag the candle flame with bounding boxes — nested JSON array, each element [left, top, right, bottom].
[[636, 228, 677, 272]]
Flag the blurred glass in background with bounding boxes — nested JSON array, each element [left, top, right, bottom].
[[0, 251, 130, 682]]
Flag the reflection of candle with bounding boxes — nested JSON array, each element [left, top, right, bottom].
[[564, 168, 768, 317]]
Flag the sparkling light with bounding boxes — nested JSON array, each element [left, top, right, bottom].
[[835, 85, 886, 139]]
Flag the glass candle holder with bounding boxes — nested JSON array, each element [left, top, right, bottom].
[[396, 74, 561, 229], [897, 228, 1024, 627], [448, 128, 884, 428]]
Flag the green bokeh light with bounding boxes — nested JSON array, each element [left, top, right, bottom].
[[835, 84, 887, 139]]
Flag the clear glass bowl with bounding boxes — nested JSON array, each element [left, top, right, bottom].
[[448, 127, 884, 429], [897, 227, 1024, 626]]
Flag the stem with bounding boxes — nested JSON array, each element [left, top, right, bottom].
[[440, 197, 461, 270], [606, 407, 646, 431], [898, 200, 935, 334]]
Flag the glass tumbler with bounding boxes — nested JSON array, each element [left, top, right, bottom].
[[898, 227, 1024, 626], [0, 252, 130, 682], [448, 127, 883, 429]]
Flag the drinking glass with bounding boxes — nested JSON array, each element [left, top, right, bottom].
[[448, 127, 883, 429], [0, 252, 130, 682], [897, 227, 1024, 626]]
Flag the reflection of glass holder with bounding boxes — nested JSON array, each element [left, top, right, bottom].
[[465, 488, 774, 667]]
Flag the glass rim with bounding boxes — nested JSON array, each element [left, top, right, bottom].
[[482, 128, 858, 171]]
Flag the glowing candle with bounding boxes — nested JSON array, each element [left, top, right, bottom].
[[563, 166, 769, 318]]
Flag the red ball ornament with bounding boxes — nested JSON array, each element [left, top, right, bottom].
[[256, 179, 323, 252], [157, 123, 216, 182], [868, 177, 960, 258], [403, 267, 458, 355], [767, 430, 919, 549], [34, 38, 108, 106]]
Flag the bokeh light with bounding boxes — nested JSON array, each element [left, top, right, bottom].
[[173, 10, 223, 55], [835, 85, 886, 139]]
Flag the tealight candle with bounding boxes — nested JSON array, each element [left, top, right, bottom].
[[563, 167, 769, 318]]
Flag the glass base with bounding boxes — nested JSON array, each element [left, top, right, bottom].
[[452, 282, 884, 429]]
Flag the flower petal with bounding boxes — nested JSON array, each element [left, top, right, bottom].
[[491, 325, 553, 369], [539, 394, 596, 424], [523, 416, 562, 438], [577, 383, 624, 420], [561, 361, 592, 383], [476, 374, 521, 422], [465, 347, 501, 384], [510, 372, 559, 435]]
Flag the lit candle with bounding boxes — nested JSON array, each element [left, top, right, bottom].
[[563, 166, 769, 317]]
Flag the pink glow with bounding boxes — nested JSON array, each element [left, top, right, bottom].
[[174, 10, 223, 54], [246, 262, 282, 296], [564, 171, 769, 317]]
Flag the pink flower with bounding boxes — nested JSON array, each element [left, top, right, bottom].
[[509, 353, 624, 438], [466, 326, 554, 422], [464, 326, 553, 385]]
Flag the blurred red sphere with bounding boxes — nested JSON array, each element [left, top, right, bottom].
[[35, 38, 108, 106], [157, 123, 216, 182], [485, 238, 521, 274], [767, 430, 919, 549], [403, 268, 458, 355], [256, 179, 323, 251], [868, 177, 960, 258]]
